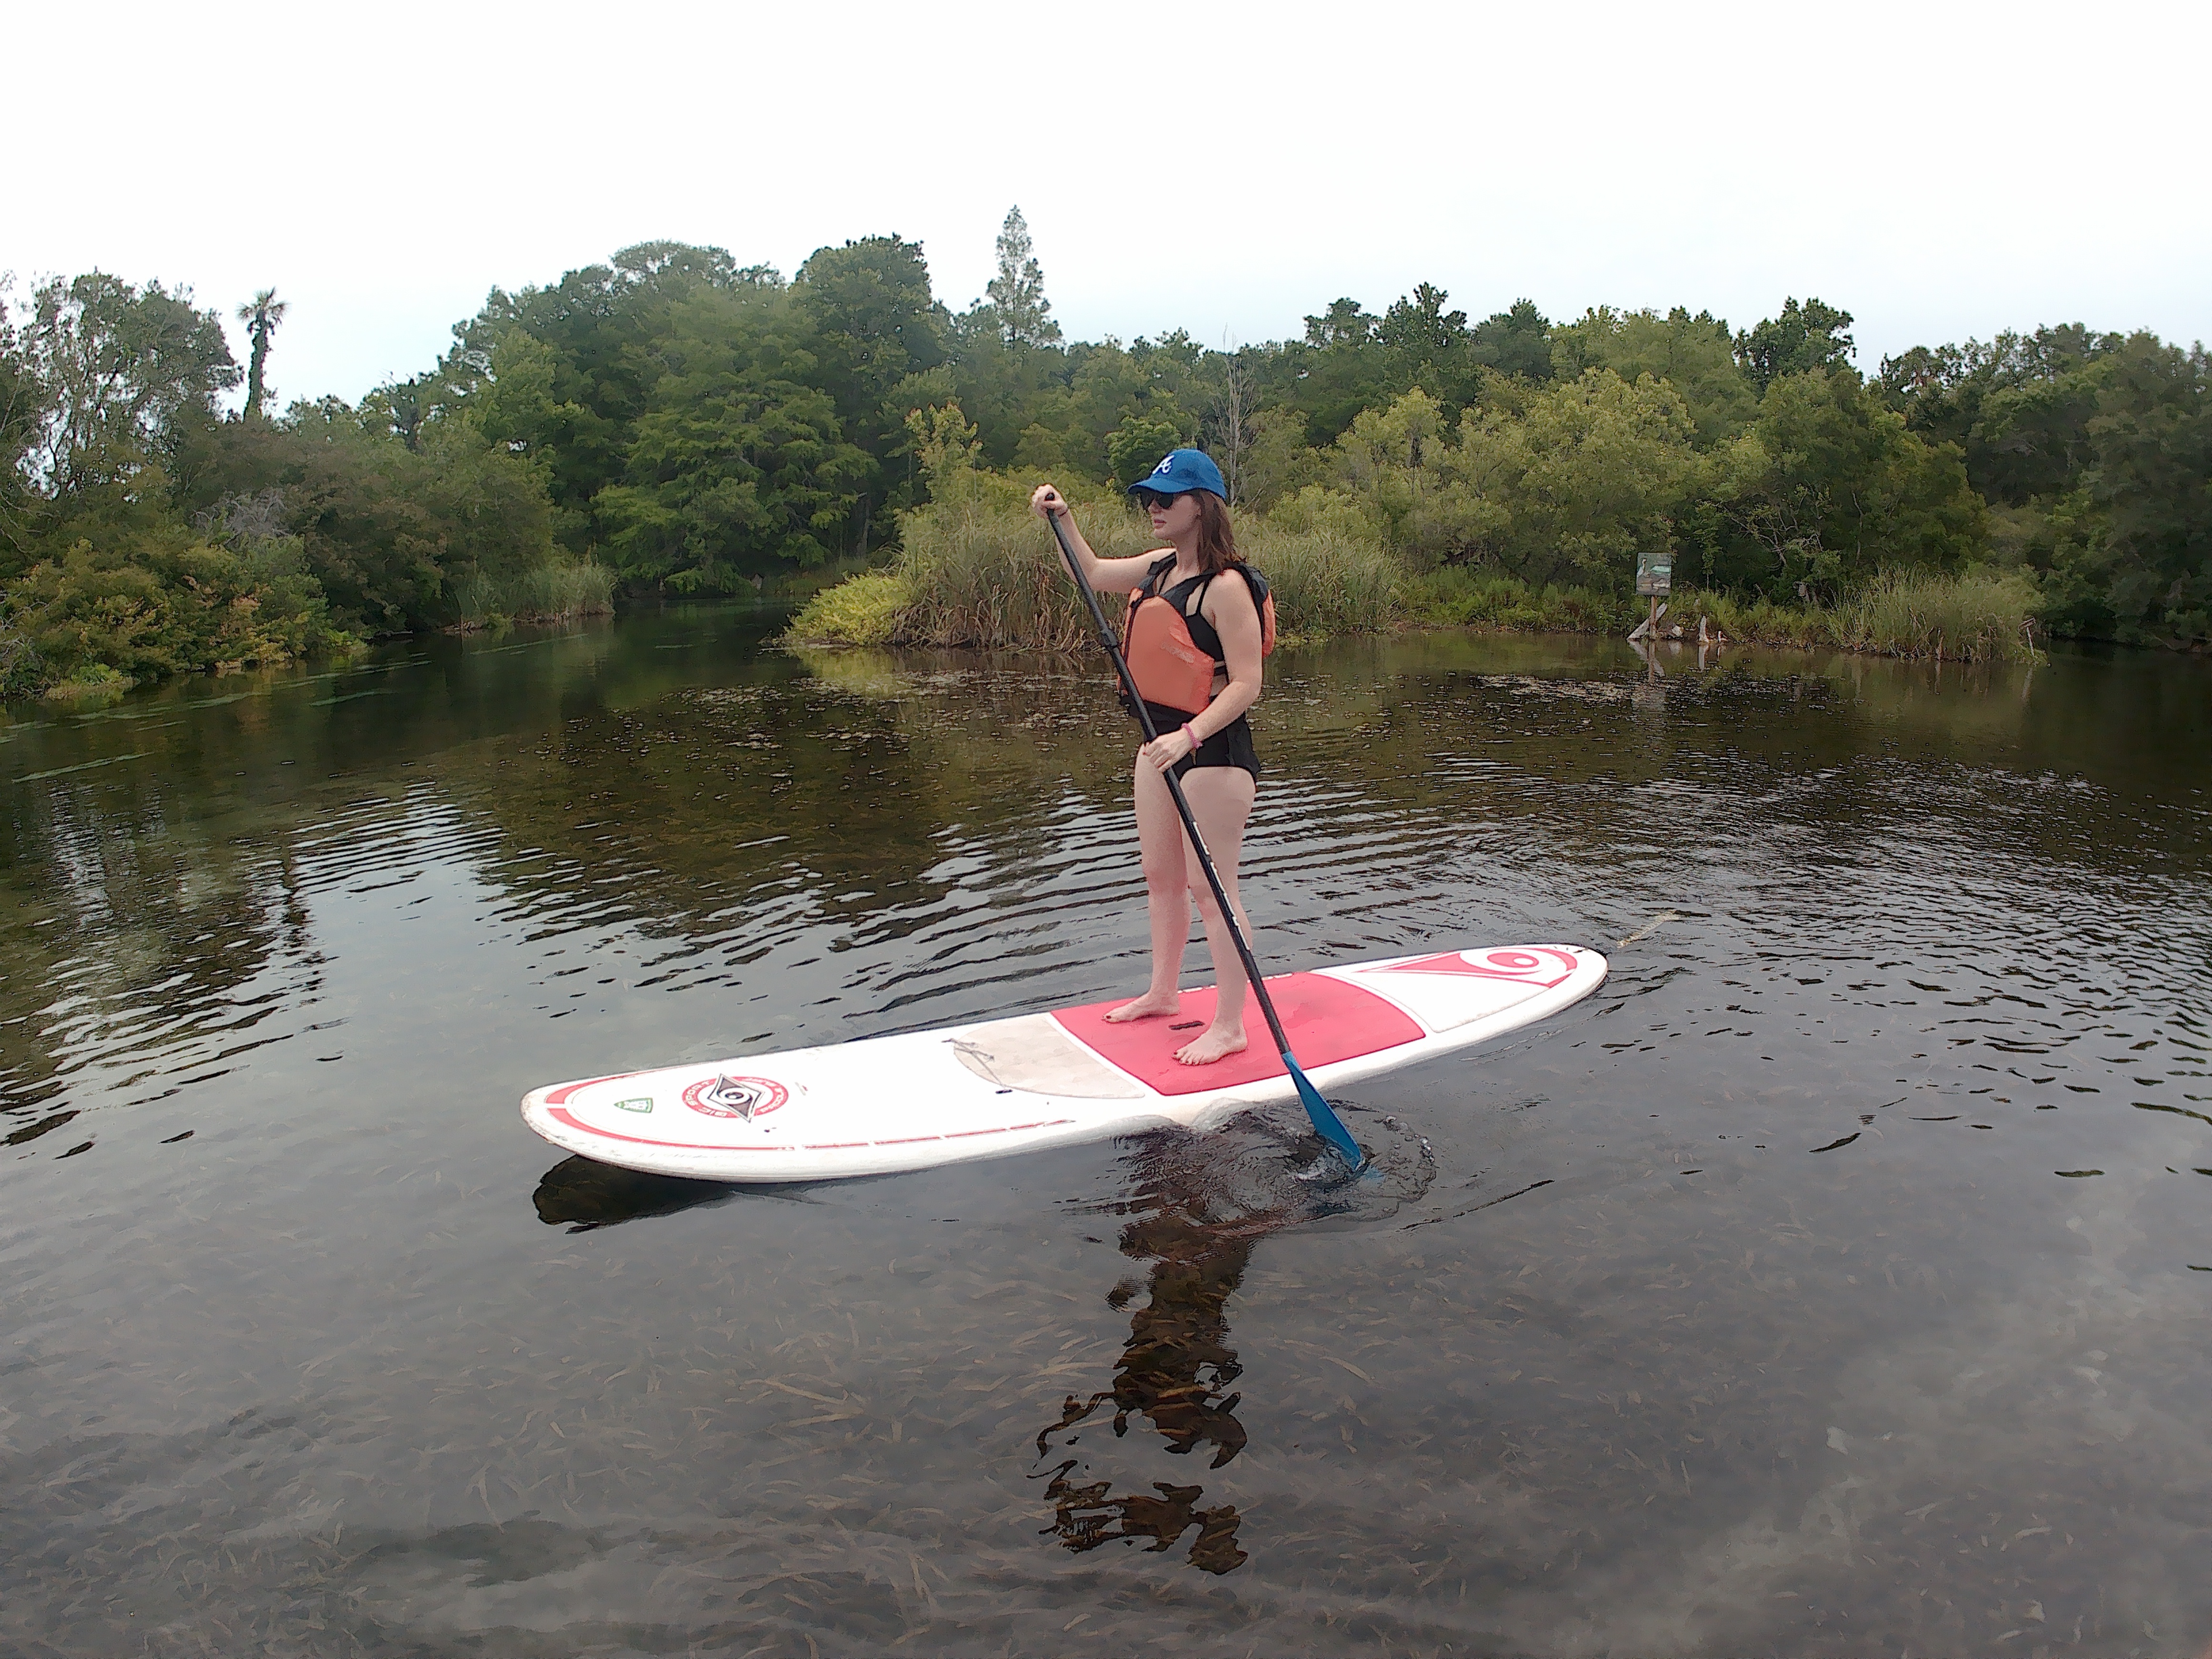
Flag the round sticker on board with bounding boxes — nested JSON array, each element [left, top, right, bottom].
[[683, 1075, 788, 1121]]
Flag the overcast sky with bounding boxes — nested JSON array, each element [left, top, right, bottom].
[[10, 0, 2205, 408]]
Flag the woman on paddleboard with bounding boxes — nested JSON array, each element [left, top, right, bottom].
[[1032, 450, 1270, 1067]]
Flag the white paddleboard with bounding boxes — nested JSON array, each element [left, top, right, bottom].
[[521, 944, 1608, 1182]]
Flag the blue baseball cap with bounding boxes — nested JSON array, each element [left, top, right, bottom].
[[1127, 448, 1226, 500]]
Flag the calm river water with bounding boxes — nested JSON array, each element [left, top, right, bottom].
[[2, 611, 2208, 1657]]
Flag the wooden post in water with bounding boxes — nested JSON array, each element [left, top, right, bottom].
[[1632, 550, 1673, 643]]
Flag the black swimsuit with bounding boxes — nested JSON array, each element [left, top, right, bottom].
[[1129, 560, 1261, 781]]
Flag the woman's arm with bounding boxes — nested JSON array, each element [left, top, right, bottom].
[[1191, 572, 1264, 739], [1030, 485, 1165, 594]]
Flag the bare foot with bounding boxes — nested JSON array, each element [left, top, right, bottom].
[[1104, 993, 1181, 1024], [1175, 1026, 1248, 1065]]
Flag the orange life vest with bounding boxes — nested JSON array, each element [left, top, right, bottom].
[[1122, 557, 1276, 716]]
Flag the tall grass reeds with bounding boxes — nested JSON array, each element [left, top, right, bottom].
[[786, 473, 2043, 666], [788, 482, 1401, 649], [1688, 570, 2041, 662], [1827, 569, 2043, 662], [451, 561, 616, 629], [1399, 568, 1644, 635], [1241, 524, 1399, 638], [889, 483, 1152, 649], [1402, 566, 2041, 663]]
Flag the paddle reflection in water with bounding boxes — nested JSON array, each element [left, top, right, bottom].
[[1034, 1105, 1433, 1575]]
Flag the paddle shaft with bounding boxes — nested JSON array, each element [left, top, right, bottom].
[[1043, 506, 1351, 1148]]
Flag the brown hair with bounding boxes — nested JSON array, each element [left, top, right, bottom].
[[1192, 491, 1241, 575]]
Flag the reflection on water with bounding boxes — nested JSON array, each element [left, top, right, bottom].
[[531, 1153, 739, 1232], [1031, 1113, 1430, 1575], [1035, 1110, 1433, 1575], [3, 610, 2211, 1655], [1035, 1166, 1259, 1573]]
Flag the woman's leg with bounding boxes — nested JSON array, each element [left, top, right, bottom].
[[1173, 765, 1258, 1065], [1103, 754, 1194, 1023]]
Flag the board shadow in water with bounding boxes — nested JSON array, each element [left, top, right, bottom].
[[530, 1155, 745, 1232], [530, 1154, 919, 1230], [1033, 1105, 1432, 1575]]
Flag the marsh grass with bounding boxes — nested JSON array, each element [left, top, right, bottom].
[[1403, 567, 2043, 663], [891, 485, 1151, 649], [787, 482, 2043, 665], [1242, 523, 1398, 639], [1683, 571, 2042, 662], [1828, 570, 2044, 662], [1399, 569, 1643, 635], [788, 484, 1397, 650], [451, 561, 615, 630]]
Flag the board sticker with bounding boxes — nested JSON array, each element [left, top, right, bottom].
[[684, 1075, 788, 1121], [1375, 947, 1578, 988], [614, 1096, 654, 1114]]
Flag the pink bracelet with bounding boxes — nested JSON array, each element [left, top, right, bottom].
[[1181, 723, 1201, 751]]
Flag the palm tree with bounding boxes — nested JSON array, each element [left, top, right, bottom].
[[236, 288, 287, 419]]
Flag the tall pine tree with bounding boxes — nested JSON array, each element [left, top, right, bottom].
[[984, 207, 1060, 348]]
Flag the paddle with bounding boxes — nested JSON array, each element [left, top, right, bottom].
[[1043, 502, 1367, 1172]]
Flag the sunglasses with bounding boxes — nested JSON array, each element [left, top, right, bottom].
[[1132, 488, 1186, 511]]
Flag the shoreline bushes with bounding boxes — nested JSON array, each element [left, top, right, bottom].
[[3, 536, 349, 694], [10, 230, 2204, 700], [1, 272, 614, 698], [791, 471, 2043, 664]]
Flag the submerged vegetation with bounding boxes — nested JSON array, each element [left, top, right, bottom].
[[6, 210, 2203, 694]]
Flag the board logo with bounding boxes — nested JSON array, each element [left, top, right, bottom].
[[684, 1074, 789, 1121], [1376, 947, 1578, 988], [614, 1096, 654, 1114]]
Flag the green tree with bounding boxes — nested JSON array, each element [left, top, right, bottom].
[[0, 294, 38, 559], [1735, 297, 1854, 392], [439, 242, 774, 541], [1879, 325, 2124, 507], [236, 288, 287, 419], [1709, 369, 1984, 594], [1469, 299, 1555, 382], [594, 287, 871, 586], [795, 236, 948, 459], [9, 273, 238, 506], [1284, 298, 1386, 446], [1107, 410, 1185, 487], [947, 311, 1067, 471], [794, 236, 950, 545], [192, 393, 557, 633], [1282, 375, 1695, 581], [1454, 370, 1694, 583], [5, 534, 337, 682], [1552, 306, 1754, 448], [2043, 336, 2212, 644], [983, 206, 1061, 348], [1378, 284, 1484, 415]]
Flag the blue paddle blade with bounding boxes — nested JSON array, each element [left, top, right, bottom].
[[1284, 1052, 1366, 1170]]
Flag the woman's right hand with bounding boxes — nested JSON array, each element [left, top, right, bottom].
[[1030, 484, 1068, 521]]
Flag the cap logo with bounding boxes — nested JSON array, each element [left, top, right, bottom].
[[1153, 458, 1172, 475]]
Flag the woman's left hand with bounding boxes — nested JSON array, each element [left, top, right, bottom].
[[1138, 728, 1195, 771]]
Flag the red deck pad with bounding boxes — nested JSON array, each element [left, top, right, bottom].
[[1054, 973, 1425, 1096]]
